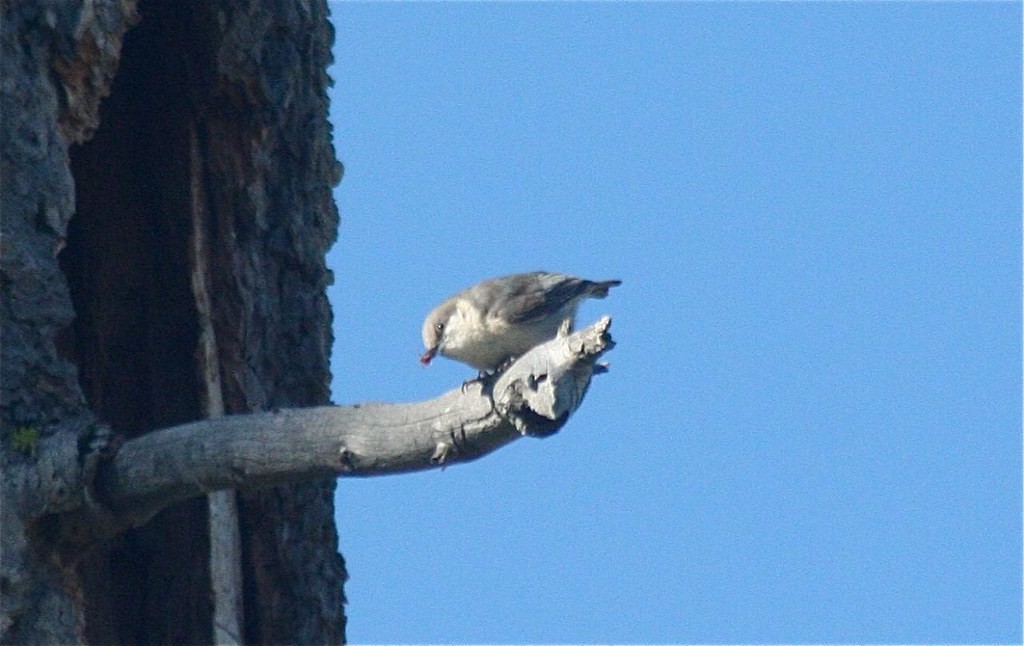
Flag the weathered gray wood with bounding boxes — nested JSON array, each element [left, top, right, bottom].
[[95, 317, 614, 520]]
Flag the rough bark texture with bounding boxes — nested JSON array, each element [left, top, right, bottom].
[[2, 2, 139, 641], [1, 0, 347, 643]]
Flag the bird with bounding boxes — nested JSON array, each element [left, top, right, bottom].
[[420, 271, 621, 373]]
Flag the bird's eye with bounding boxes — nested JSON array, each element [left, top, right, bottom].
[[434, 323, 444, 332]]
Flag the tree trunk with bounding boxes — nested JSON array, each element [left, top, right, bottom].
[[2, 2, 619, 642], [1, 0, 347, 642]]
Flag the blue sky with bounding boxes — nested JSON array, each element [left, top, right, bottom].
[[324, 3, 1021, 643]]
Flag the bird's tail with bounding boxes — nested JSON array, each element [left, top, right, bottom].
[[587, 279, 622, 298]]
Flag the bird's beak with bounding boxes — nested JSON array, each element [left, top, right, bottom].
[[420, 347, 437, 365]]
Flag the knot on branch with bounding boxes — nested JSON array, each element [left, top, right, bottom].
[[15, 421, 139, 565], [494, 316, 615, 437]]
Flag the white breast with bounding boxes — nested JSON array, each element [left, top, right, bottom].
[[440, 299, 577, 371]]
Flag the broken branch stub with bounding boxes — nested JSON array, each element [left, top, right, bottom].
[[493, 316, 615, 437]]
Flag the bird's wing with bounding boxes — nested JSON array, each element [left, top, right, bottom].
[[489, 272, 588, 324]]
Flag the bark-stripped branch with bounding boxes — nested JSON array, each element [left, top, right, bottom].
[[53, 317, 614, 541]]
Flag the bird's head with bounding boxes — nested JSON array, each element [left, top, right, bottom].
[[420, 300, 457, 365]]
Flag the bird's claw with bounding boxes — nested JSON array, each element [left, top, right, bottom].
[[460, 371, 492, 394], [459, 357, 517, 394]]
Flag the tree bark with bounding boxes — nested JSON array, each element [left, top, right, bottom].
[[0, 1, 619, 643], [2, 0, 347, 642], [2, 1, 140, 641]]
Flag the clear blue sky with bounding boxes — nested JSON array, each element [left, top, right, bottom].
[[324, 3, 1021, 643]]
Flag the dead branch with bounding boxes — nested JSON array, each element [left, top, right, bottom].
[[30, 317, 614, 555]]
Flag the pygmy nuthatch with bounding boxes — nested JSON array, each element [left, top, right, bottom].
[[420, 271, 621, 372]]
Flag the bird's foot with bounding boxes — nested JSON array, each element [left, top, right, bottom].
[[461, 370, 496, 394]]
